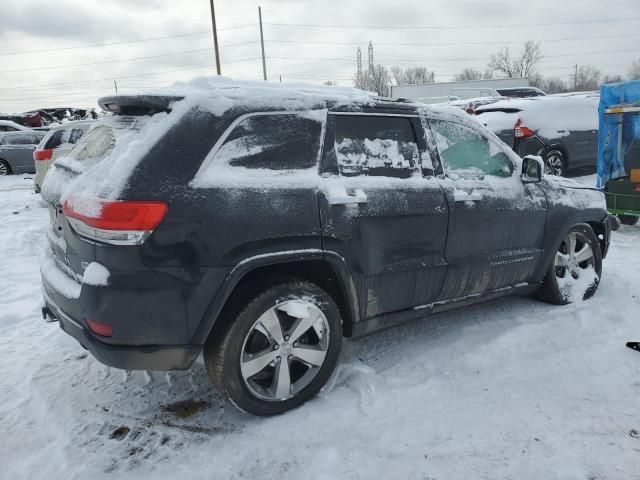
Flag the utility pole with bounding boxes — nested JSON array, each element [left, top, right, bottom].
[[357, 47, 362, 79], [368, 41, 374, 74], [113, 80, 118, 94], [574, 63, 578, 90], [259, 6, 267, 81], [209, 0, 221, 75]]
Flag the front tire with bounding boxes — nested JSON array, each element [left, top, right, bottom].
[[204, 280, 342, 416], [542, 149, 566, 177], [537, 225, 602, 305]]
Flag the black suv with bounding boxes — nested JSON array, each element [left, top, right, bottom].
[[40, 87, 611, 415]]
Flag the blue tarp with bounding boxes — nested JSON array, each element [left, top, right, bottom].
[[597, 80, 640, 188]]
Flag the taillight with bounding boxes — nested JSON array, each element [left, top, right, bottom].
[[86, 319, 113, 337], [63, 200, 168, 245], [33, 149, 53, 161], [514, 119, 535, 138]]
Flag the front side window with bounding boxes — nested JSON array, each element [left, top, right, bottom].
[[333, 115, 420, 178], [214, 114, 322, 170], [428, 119, 514, 179]]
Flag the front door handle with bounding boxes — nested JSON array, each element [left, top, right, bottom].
[[327, 188, 368, 206], [453, 191, 482, 203]]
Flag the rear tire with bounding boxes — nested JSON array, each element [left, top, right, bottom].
[[204, 280, 342, 416], [619, 215, 639, 226], [537, 225, 602, 305], [0, 160, 11, 176], [542, 149, 566, 177]]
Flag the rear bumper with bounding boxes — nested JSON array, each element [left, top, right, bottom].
[[43, 291, 200, 370]]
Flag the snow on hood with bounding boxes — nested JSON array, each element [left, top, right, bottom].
[[476, 95, 599, 138]]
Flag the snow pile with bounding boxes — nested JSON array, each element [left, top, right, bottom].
[[40, 248, 111, 298], [476, 95, 599, 138], [557, 265, 599, 303]]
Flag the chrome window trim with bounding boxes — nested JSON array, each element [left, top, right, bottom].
[[193, 110, 327, 181]]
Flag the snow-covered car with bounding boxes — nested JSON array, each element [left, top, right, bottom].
[[33, 120, 93, 193], [0, 119, 31, 132], [0, 131, 45, 176], [475, 94, 599, 176], [39, 80, 612, 416]]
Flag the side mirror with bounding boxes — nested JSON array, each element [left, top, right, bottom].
[[521, 155, 543, 183]]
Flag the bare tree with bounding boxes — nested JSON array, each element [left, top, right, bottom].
[[354, 65, 392, 96], [488, 41, 543, 78], [573, 66, 601, 91], [323, 80, 338, 86], [628, 60, 640, 80], [454, 68, 493, 81], [391, 66, 435, 85], [528, 72, 545, 89], [542, 77, 567, 94], [602, 74, 623, 85]]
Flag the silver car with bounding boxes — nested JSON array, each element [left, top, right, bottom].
[[0, 131, 45, 176], [34, 121, 93, 192]]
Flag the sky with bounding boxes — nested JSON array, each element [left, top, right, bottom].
[[0, 0, 638, 112]]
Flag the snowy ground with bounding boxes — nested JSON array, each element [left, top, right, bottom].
[[1, 173, 639, 480]]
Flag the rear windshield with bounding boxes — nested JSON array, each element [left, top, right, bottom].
[[496, 88, 545, 98], [64, 117, 136, 163]]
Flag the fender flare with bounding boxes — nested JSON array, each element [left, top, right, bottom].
[[192, 249, 361, 344]]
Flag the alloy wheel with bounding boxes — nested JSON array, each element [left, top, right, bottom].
[[0, 162, 8, 176], [554, 231, 596, 291], [544, 153, 563, 176], [239, 300, 330, 402]]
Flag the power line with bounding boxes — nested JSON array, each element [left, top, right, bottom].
[[264, 16, 640, 30], [0, 48, 259, 75], [264, 32, 640, 48], [0, 25, 257, 56], [0, 63, 217, 94], [267, 47, 640, 64]]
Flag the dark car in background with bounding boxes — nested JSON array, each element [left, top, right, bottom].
[[0, 130, 45, 176], [494, 87, 546, 98], [476, 93, 599, 176], [40, 87, 610, 416]]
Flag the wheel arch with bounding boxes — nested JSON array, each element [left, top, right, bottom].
[[540, 143, 570, 170], [195, 252, 360, 345]]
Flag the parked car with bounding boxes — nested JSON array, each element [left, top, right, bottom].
[[0, 131, 45, 175], [475, 94, 599, 176], [494, 87, 546, 98], [34, 120, 93, 192], [447, 96, 502, 115], [40, 88, 611, 416], [0, 119, 31, 132]]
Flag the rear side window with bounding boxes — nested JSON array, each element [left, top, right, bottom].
[[45, 128, 85, 149], [69, 128, 84, 144], [429, 119, 514, 179], [214, 114, 322, 170], [333, 115, 420, 178]]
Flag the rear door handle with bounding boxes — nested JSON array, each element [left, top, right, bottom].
[[327, 188, 368, 206]]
